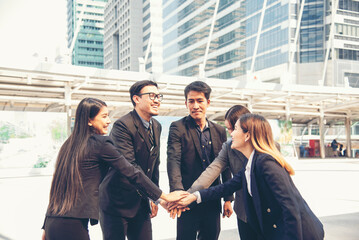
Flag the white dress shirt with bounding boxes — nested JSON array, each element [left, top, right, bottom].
[[245, 150, 255, 196]]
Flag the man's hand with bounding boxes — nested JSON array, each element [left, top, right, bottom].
[[159, 199, 169, 211], [223, 201, 233, 218], [169, 206, 189, 219], [150, 201, 158, 218], [161, 190, 189, 202]]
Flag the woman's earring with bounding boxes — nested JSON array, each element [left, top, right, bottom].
[[245, 139, 247, 142]]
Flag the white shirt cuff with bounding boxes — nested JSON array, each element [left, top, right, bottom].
[[193, 191, 202, 204]]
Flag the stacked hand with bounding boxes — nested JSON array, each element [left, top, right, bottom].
[[160, 192, 233, 219], [160, 190, 189, 202], [158, 190, 189, 214], [161, 192, 198, 218]]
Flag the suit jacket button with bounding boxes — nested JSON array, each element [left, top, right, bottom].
[[273, 224, 277, 228], [267, 208, 271, 213]]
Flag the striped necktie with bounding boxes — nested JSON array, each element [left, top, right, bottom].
[[148, 122, 154, 150]]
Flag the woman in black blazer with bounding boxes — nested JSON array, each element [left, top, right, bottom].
[[178, 113, 324, 240], [42, 98, 186, 240]]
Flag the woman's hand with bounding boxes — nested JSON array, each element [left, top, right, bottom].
[[161, 190, 189, 202], [168, 193, 197, 210], [177, 193, 197, 207]]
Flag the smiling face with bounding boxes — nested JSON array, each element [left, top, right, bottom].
[[88, 106, 111, 135], [133, 85, 161, 121], [185, 90, 210, 124], [230, 120, 250, 151]]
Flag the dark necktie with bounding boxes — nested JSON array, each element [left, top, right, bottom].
[[148, 122, 154, 151]]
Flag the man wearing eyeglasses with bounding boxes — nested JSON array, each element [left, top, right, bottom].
[[99, 80, 163, 240]]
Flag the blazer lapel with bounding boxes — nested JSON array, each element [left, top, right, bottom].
[[186, 117, 203, 160], [251, 152, 264, 232], [132, 110, 151, 151]]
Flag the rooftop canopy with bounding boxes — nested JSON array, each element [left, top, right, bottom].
[[1, 61, 359, 125]]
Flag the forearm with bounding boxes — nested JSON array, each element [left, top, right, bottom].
[[167, 151, 184, 191], [188, 160, 225, 193], [221, 167, 234, 202], [189, 143, 230, 193], [167, 123, 185, 191], [199, 172, 242, 203]]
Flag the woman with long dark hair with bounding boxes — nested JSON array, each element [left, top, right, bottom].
[[178, 113, 324, 239], [42, 98, 186, 240]]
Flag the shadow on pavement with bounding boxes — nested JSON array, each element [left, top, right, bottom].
[[162, 212, 359, 240], [321, 212, 359, 240], [0, 233, 12, 240]]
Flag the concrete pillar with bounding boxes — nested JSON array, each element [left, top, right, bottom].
[[66, 105, 72, 136], [138, 57, 145, 72], [345, 117, 352, 157], [319, 116, 326, 159], [65, 82, 72, 136]]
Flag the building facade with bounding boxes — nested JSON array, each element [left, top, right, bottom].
[[162, 0, 359, 87], [142, 0, 163, 73], [67, 0, 106, 68], [104, 0, 162, 72]]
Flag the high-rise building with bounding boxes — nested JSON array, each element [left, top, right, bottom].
[[104, 0, 162, 72], [142, 0, 163, 73], [67, 0, 107, 68], [162, 0, 359, 87]]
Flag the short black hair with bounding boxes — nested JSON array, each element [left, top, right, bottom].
[[184, 81, 211, 100], [224, 105, 251, 130], [129, 80, 158, 106]]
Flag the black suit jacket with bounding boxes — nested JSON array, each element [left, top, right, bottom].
[[199, 151, 324, 240], [167, 116, 233, 203], [99, 110, 162, 218], [45, 135, 162, 225]]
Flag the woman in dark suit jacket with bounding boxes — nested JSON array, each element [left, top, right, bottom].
[[179, 113, 324, 240], [42, 98, 186, 240]]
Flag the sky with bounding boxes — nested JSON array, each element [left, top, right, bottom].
[[0, 0, 67, 63]]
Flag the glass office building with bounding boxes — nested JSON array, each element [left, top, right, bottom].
[[67, 0, 107, 68], [162, 0, 359, 87], [104, 0, 162, 72], [142, 0, 163, 73]]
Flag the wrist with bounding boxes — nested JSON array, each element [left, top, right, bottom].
[[160, 192, 167, 202]]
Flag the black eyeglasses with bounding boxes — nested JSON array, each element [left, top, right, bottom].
[[137, 92, 163, 102]]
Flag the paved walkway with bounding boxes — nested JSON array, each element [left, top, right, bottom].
[[0, 158, 358, 239]]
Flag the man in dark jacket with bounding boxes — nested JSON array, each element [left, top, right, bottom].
[[167, 81, 234, 240], [100, 80, 163, 240]]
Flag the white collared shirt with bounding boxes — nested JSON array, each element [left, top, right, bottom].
[[245, 150, 255, 196]]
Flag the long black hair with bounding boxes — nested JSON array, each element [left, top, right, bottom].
[[48, 98, 106, 215]]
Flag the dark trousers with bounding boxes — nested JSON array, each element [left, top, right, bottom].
[[237, 217, 259, 240], [100, 207, 152, 240], [44, 217, 89, 240], [177, 202, 220, 240]]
